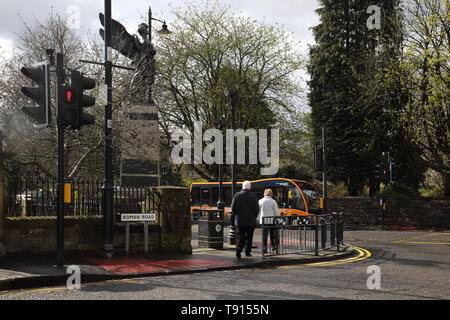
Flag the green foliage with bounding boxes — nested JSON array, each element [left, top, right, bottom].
[[155, 0, 305, 181], [307, 0, 430, 196]]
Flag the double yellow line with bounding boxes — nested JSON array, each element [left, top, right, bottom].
[[279, 246, 371, 269], [0, 279, 138, 296], [392, 233, 450, 245]]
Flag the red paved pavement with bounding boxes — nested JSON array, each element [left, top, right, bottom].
[[85, 257, 237, 275]]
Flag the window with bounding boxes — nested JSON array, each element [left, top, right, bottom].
[[273, 187, 288, 207], [252, 187, 265, 201], [212, 186, 219, 205], [223, 186, 232, 206], [201, 188, 211, 206], [289, 187, 305, 211], [191, 187, 200, 206], [297, 182, 320, 212]]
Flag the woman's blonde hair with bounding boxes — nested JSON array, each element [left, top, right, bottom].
[[264, 189, 273, 197]]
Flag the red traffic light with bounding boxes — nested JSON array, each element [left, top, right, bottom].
[[66, 90, 72, 102]]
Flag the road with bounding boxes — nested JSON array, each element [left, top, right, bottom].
[[0, 229, 449, 301]]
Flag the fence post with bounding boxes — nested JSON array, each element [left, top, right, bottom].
[[314, 215, 319, 256], [337, 212, 344, 250], [330, 213, 336, 247], [321, 216, 327, 249]]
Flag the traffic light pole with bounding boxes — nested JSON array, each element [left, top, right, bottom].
[[322, 127, 327, 215], [102, 0, 114, 258], [56, 52, 65, 267]]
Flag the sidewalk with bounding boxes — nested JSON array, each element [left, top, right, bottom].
[[0, 228, 354, 291]]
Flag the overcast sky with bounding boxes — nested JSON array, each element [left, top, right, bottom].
[[0, 0, 321, 110], [0, 0, 321, 57]]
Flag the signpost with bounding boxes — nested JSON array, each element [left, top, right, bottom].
[[120, 213, 156, 254]]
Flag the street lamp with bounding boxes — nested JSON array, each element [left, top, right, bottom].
[[224, 87, 238, 245], [148, 7, 172, 43], [217, 115, 225, 211]]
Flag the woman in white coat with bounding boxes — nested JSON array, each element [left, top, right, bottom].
[[258, 189, 280, 253]]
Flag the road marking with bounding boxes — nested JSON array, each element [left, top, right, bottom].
[[392, 232, 450, 245], [0, 279, 138, 296], [278, 247, 371, 269]]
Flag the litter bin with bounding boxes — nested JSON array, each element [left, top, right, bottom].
[[197, 209, 224, 249]]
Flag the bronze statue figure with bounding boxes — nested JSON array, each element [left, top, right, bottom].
[[99, 13, 156, 105]]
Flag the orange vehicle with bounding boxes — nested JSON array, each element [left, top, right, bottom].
[[190, 178, 323, 225]]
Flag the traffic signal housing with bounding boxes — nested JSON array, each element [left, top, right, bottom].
[[314, 146, 323, 171], [390, 162, 397, 183], [381, 163, 390, 184], [21, 63, 51, 127], [59, 70, 96, 130], [374, 164, 381, 181]]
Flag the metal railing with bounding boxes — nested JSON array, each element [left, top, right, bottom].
[[3, 177, 154, 217], [261, 212, 344, 258]]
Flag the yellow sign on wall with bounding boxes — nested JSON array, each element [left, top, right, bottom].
[[320, 197, 324, 209], [64, 184, 71, 204]]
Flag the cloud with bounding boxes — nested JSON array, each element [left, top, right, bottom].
[[1, 0, 321, 49]]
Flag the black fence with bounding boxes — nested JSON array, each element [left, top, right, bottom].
[[261, 213, 344, 258], [3, 177, 152, 217]]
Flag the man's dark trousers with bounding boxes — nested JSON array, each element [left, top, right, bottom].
[[237, 225, 256, 255]]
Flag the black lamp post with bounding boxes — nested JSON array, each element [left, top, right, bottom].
[[224, 87, 238, 245], [217, 115, 225, 211]]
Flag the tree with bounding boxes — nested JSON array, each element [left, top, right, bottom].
[[396, 0, 449, 196], [0, 12, 144, 182], [154, 0, 304, 181], [308, 0, 410, 195]]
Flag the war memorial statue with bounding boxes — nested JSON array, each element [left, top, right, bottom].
[[99, 8, 165, 187]]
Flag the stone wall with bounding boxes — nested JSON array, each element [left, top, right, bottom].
[[327, 197, 450, 229], [2, 216, 162, 255], [1, 186, 192, 257]]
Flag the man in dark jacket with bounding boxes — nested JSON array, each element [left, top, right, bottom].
[[231, 180, 259, 258]]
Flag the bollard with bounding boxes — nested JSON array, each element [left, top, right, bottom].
[[314, 215, 319, 256], [337, 212, 344, 249], [330, 213, 336, 247]]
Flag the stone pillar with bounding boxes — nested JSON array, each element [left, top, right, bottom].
[[120, 104, 160, 187], [0, 154, 4, 256], [0, 132, 14, 256], [146, 186, 192, 253]]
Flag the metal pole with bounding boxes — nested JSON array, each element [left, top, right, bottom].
[[217, 116, 224, 211], [231, 102, 236, 198], [322, 127, 327, 215], [228, 95, 237, 245], [148, 7, 152, 44], [102, 0, 114, 257], [144, 221, 148, 253], [125, 222, 129, 254], [56, 52, 65, 267]]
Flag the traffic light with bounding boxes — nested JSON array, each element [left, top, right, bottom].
[[374, 164, 381, 181], [21, 63, 51, 127], [314, 145, 323, 171], [59, 83, 77, 127], [59, 70, 96, 130], [381, 163, 390, 184], [390, 162, 397, 183]]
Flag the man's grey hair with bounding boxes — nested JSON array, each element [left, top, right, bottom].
[[242, 180, 251, 190]]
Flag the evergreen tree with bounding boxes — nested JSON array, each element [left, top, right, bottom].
[[308, 0, 410, 195]]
